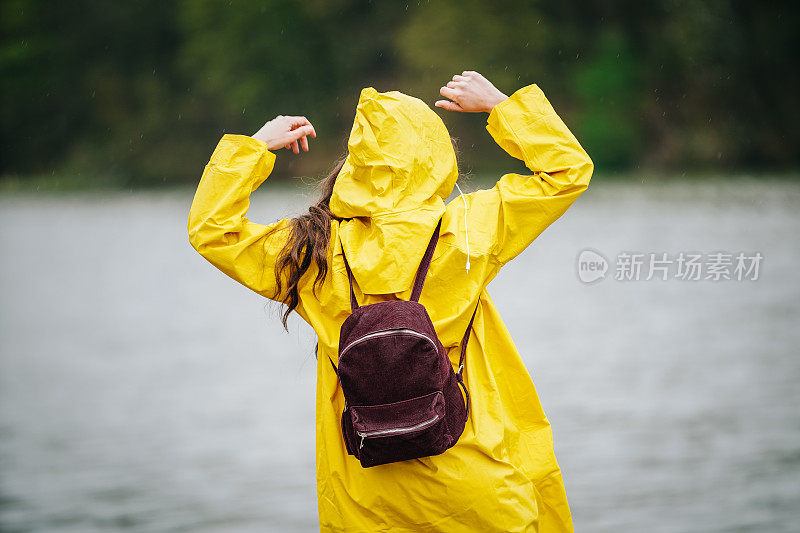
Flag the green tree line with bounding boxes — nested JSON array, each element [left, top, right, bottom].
[[1, 0, 797, 187]]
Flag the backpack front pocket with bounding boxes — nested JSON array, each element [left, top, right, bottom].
[[348, 390, 451, 468]]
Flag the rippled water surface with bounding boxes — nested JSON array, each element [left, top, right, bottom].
[[1, 177, 799, 532]]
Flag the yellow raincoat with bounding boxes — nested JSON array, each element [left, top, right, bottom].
[[188, 84, 593, 532]]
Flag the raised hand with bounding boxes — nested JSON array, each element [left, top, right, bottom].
[[253, 115, 317, 153], [435, 71, 508, 113]]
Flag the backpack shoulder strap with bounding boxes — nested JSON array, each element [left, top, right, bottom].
[[341, 243, 359, 312], [410, 217, 443, 302], [456, 298, 479, 418]]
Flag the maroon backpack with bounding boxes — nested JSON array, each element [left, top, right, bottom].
[[329, 218, 479, 468]]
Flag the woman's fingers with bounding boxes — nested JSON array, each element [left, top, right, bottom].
[[293, 125, 316, 141], [288, 116, 317, 137], [287, 115, 310, 128], [439, 86, 459, 101], [440, 70, 504, 113], [295, 120, 316, 139], [434, 99, 464, 112], [279, 116, 316, 154], [438, 86, 463, 111], [275, 124, 315, 154], [257, 114, 316, 150], [285, 125, 306, 140]]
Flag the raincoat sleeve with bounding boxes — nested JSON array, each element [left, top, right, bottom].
[[470, 83, 593, 266], [187, 133, 294, 303]]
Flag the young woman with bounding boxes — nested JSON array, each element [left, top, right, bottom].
[[188, 71, 593, 532]]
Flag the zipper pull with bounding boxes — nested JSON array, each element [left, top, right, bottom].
[[359, 434, 365, 450]]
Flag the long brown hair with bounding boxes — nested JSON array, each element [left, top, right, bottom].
[[272, 137, 461, 331], [271, 156, 347, 331]]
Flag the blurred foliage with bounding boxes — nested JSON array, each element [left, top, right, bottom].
[[0, 0, 797, 187]]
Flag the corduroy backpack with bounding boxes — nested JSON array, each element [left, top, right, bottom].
[[328, 218, 479, 468]]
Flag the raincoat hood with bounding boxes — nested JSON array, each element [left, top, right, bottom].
[[329, 87, 459, 295]]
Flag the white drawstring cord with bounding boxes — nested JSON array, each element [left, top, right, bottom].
[[453, 181, 470, 272]]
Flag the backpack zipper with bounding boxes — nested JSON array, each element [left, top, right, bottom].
[[340, 328, 437, 359], [356, 413, 441, 449]]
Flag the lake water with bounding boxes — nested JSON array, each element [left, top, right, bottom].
[[1, 177, 799, 532]]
